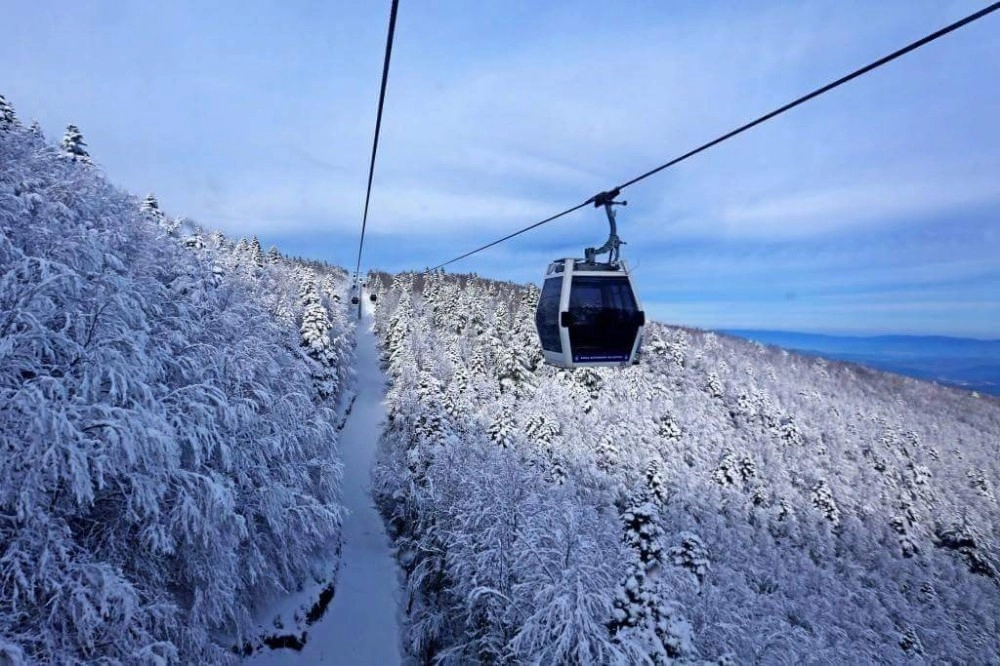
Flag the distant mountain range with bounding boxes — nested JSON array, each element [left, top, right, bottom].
[[721, 329, 1000, 395]]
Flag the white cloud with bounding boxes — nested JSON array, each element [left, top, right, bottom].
[[713, 176, 999, 239], [194, 177, 559, 237]]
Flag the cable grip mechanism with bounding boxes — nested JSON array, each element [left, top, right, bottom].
[[584, 189, 628, 265]]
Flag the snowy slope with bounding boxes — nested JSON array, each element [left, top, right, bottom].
[[370, 271, 1000, 664], [1, 107, 353, 664], [248, 303, 402, 664]]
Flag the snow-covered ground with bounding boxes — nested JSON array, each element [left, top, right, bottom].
[[249, 303, 402, 664]]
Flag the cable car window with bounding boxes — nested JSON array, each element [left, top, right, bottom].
[[568, 275, 637, 312], [535, 277, 563, 353], [567, 275, 640, 363]]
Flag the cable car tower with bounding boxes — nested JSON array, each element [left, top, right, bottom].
[[534, 189, 645, 368]]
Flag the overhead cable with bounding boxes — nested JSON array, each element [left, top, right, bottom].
[[354, 0, 400, 280], [432, 2, 999, 271]]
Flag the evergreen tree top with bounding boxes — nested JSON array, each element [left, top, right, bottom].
[[61, 124, 92, 163], [0, 94, 18, 129], [141, 193, 160, 211]]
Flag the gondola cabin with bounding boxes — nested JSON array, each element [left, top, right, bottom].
[[369, 293, 377, 303], [535, 258, 644, 368]]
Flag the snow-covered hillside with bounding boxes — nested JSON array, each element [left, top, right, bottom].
[[0, 104, 353, 663], [5, 88, 998, 663], [371, 270, 1000, 663]]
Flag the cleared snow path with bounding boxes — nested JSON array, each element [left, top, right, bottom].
[[249, 307, 402, 664]]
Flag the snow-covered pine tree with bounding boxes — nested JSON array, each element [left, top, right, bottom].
[[492, 299, 509, 333], [899, 626, 925, 657], [235, 237, 250, 260], [610, 497, 698, 663], [610, 556, 695, 661], [542, 455, 566, 485], [704, 369, 723, 399], [441, 382, 464, 424], [466, 287, 487, 337], [511, 285, 544, 371], [811, 479, 841, 525], [300, 281, 339, 399], [415, 407, 446, 447], [416, 371, 442, 404], [609, 562, 650, 635], [645, 459, 669, 506], [297, 267, 316, 303], [622, 499, 664, 569], [250, 235, 264, 266], [575, 367, 604, 401], [496, 341, 533, 394], [0, 94, 17, 129], [487, 414, 515, 449], [469, 343, 489, 379], [668, 532, 710, 584], [596, 433, 620, 472], [712, 450, 759, 490], [209, 229, 226, 249], [320, 272, 340, 303], [386, 291, 413, 359], [524, 413, 560, 447], [183, 233, 205, 250], [656, 411, 682, 442], [450, 363, 469, 394], [140, 193, 166, 223], [60, 124, 91, 163], [778, 414, 804, 446]]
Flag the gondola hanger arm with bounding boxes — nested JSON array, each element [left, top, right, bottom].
[[584, 191, 627, 265]]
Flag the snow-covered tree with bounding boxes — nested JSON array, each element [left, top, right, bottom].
[[249, 235, 264, 267], [139, 193, 165, 224], [596, 433, 620, 472], [811, 479, 841, 525], [622, 500, 664, 569], [487, 411, 515, 449], [668, 532, 710, 584], [0, 94, 17, 129], [645, 459, 669, 506], [656, 411, 682, 442], [300, 280, 339, 399], [0, 119, 352, 662], [367, 268, 1000, 664], [60, 124, 91, 163]]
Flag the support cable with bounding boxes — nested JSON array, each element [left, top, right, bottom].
[[354, 0, 400, 282], [431, 2, 998, 271]]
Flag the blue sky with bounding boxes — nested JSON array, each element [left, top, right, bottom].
[[4, 0, 998, 337]]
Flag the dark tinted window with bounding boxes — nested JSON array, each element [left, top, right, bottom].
[[569, 276, 637, 312], [535, 277, 563, 353], [567, 275, 640, 362]]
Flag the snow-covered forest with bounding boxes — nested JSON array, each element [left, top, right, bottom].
[[1, 101, 354, 663], [371, 270, 1000, 663], [4, 90, 1000, 664]]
